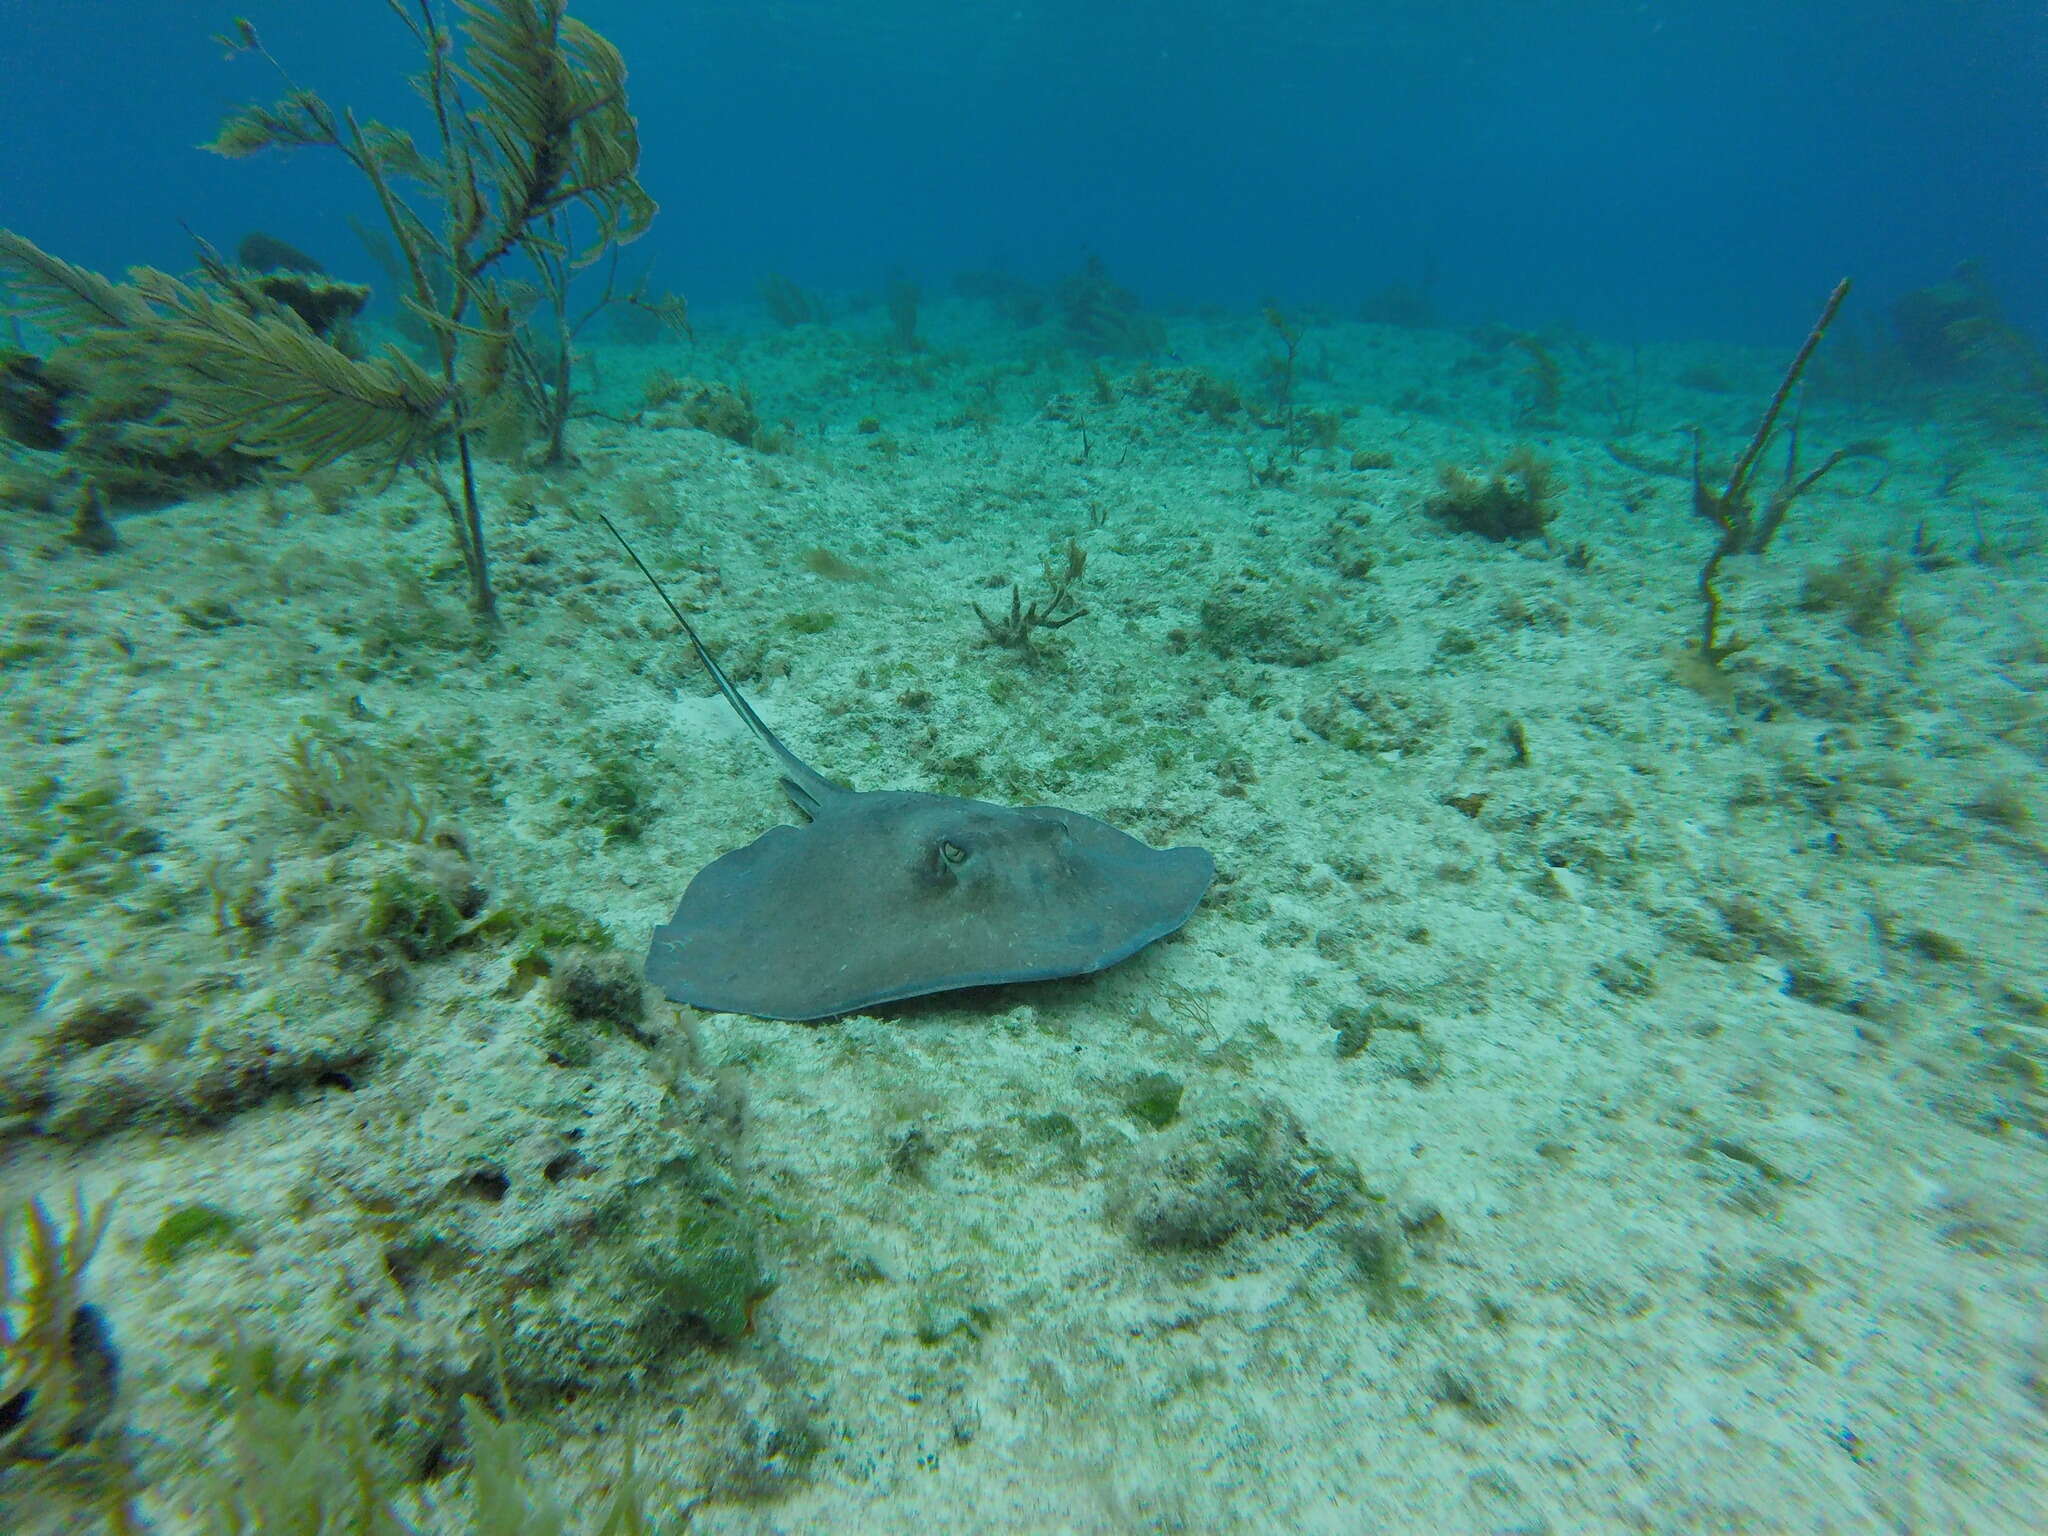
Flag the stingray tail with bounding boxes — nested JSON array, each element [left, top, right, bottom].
[[595, 511, 845, 815]]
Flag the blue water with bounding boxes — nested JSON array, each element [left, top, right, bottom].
[[7, 0, 2043, 345]]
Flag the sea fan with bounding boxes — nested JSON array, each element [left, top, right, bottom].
[[0, 228, 149, 335], [125, 266, 448, 470], [0, 229, 451, 476], [455, 0, 656, 265], [0, 1189, 116, 1460]]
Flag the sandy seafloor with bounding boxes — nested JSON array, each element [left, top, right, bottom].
[[2, 297, 2045, 1534]]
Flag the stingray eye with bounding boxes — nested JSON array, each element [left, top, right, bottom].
[[938, 838, 969, 866]]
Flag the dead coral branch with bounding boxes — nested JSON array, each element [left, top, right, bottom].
[[973, 539, 1090, 654], [206, 0, 660, 618], [1691, 278, 1851, 666]]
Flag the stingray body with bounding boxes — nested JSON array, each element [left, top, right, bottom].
[[608, 520, 1214, 1021], [651, 787, 1213, 1020]]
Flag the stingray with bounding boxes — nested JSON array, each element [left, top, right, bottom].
[[604, 519, 1215, 1022]]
